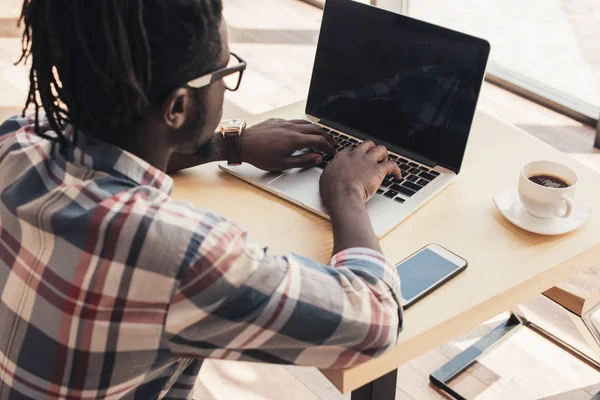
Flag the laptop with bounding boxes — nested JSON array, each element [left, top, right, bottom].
[[220, 0, 490, 238]]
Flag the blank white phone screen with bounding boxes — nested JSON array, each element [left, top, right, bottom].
[[396, 248, 461, 302]]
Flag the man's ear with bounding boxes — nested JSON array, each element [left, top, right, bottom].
[[161, 88, 192, 129]]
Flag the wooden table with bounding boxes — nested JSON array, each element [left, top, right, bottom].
[[171, 101, 600, 398]]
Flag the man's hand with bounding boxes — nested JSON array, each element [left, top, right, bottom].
[[320, 141, 402, 207], [241, 119, 336, 171], [319, 141, 402, 254]]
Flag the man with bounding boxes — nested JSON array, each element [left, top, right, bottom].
[[0, 0, 403, 398]]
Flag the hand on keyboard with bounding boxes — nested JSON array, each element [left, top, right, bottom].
[[241, 119, 336, 171], [319, 141, 402, 206]]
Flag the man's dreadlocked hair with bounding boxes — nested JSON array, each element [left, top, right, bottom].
[[18, 0, 223, 145]]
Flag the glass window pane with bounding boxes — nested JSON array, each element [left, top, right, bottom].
[[408, 0, 600, 108]]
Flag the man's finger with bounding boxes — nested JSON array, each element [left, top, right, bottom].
[[300, 126, 337, 146], [292, 122, 330, 134], [302, 135, 336, 156], [367, 145, 388, 162], [284, 122, 337, 147], [284, 152, 322, 169], [355, 140, 376, 153], [380, 160, 403, 180], [288, 119, 312, 125]]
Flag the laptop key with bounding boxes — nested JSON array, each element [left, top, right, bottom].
[[430, 171, 440, 177], [384, 190, 398, 198], [348, 138, 358, 144], [419, 166, 429, 171], [403, 181, 422, 192], [419, 171, 437, 181], [389, 184, 404, 192], [394, 197, 405, 204], [409, 167, 421, 174], [388, 154, 398, 160], [417, 179, 430, 186], [406, 174, 418, 182], [396, 185, 416, 197], [408, 162, 419, 167], [398, 158, 408, 163], [377, 188, 384, 194]]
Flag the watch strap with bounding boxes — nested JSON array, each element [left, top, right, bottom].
[[223, 130, 242, 166]]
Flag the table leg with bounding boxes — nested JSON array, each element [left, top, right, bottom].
[[429, 313, 523, 399], [351, 368, 397, 400]]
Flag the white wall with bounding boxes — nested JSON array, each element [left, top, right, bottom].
[[374, 0, 408, 14]]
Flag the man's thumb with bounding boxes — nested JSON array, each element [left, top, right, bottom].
[[284, 153, 322, 169]]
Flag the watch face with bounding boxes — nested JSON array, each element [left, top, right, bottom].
[[220, 119, 246, 131]]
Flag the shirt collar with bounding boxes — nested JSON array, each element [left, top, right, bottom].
[[63, 125, 174, 195]]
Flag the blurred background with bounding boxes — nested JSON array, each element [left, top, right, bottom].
[[1, 1, 600, 399]]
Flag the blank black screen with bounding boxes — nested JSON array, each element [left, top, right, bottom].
[[306, 0, 490, 172], [396, 248, 461, 302]]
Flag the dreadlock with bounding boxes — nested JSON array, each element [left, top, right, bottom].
[[18, 0, 223, 145]]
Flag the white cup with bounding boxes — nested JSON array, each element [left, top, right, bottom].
[[518, 160, 578, 219]]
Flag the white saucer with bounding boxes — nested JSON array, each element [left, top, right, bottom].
[[493, 188, 593, 235]]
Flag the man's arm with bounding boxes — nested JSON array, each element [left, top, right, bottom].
[[164, 140, 404, 369], [166, 132, 225, 173], [166, 119, 336, 174], [164, 216, 402, 369], [320, 141, 402, 254]]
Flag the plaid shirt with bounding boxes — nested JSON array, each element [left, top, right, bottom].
[[0, 115, 402, 399]]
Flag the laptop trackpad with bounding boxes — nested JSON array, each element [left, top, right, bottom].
[[270, 168, 327, 213]]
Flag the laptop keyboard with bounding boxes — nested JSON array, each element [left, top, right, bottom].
[[306, 123, 441, 203]]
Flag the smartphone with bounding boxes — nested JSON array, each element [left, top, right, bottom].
[[396, 244, 467, 308]]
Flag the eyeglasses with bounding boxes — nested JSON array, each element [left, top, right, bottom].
[[186, 52, 247, 92]]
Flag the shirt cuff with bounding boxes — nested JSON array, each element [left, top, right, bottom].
[[329, 247, 401, 297]]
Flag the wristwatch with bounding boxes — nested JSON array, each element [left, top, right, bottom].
[[219, 119, 247, 166]]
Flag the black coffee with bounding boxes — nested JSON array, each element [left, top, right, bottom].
[[528, 174, 570, 189]]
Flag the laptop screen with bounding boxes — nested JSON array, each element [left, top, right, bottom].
[[306, 0, 490, 172]]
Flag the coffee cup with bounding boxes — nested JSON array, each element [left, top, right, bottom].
[[518, 160, 578, 219]]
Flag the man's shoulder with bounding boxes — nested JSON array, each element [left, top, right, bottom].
[[0, 114, 48, 140], [135, 194, 226, 236], [0, 118, 20, 141], [76, 184, 226, 243], [111, 194, 234, 277], [0, 114, 30, 137], [49, 186, 230, 277]]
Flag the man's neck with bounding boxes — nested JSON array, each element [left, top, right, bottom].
[[107, 121, 173, 172]]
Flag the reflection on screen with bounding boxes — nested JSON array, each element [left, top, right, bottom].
[[396, 249, 459, 301], [306, 0, 489, 171]]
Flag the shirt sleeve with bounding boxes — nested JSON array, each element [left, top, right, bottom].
[[164, 217, 403, 369]]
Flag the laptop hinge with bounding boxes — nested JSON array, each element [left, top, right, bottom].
[[318, 118, 438, 168]]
